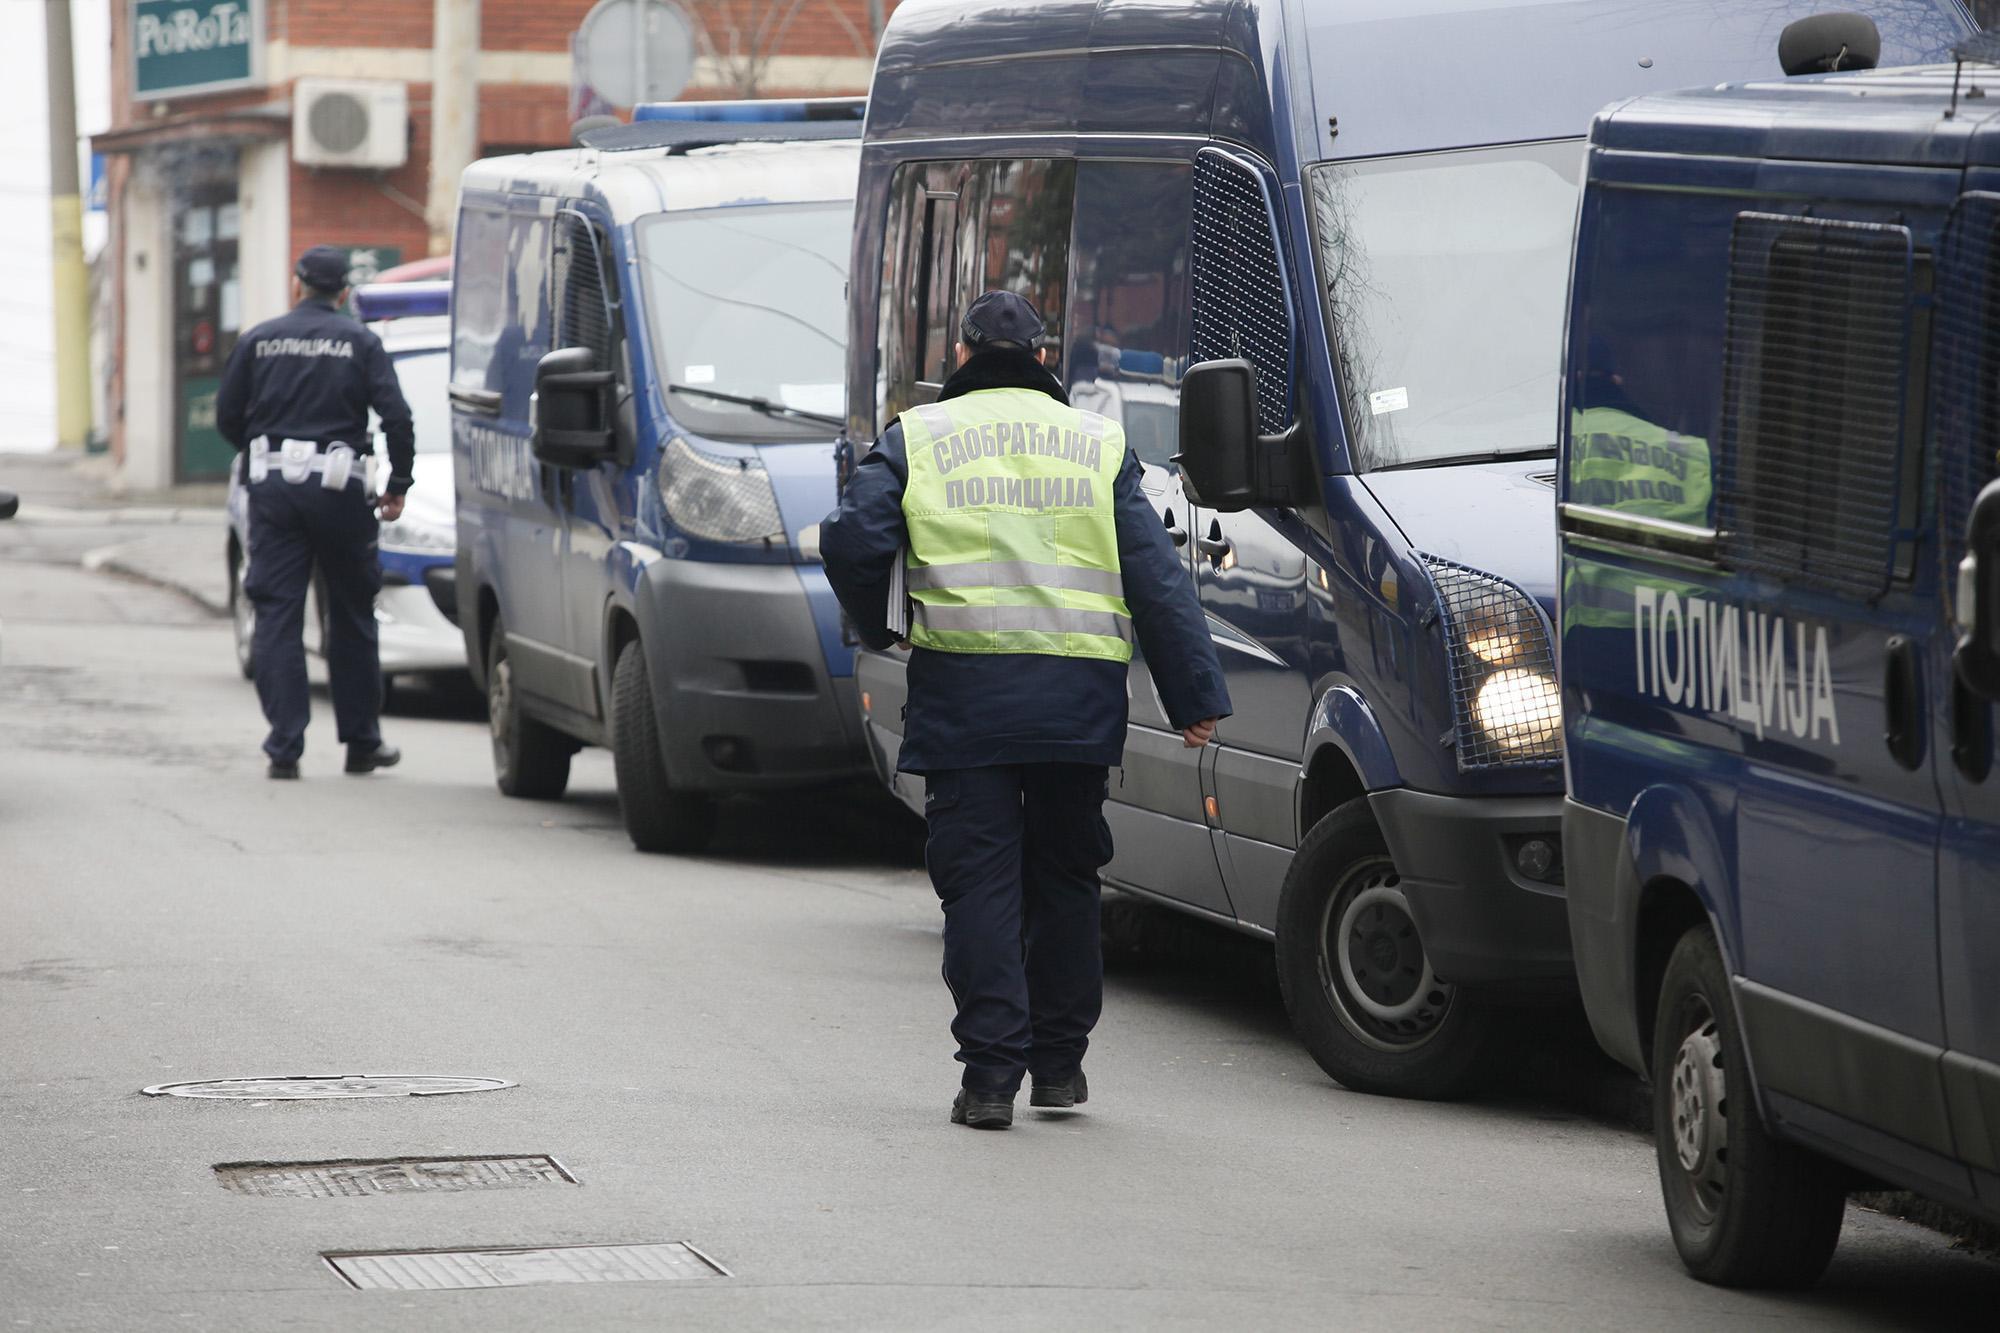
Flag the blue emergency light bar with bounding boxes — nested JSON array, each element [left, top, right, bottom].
[[350, 280, 450, 323], [633, 96, 865, 124]]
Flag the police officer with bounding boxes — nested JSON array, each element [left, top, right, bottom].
[[216, 245, 415, 780], [822, 291, 1230, 1130]]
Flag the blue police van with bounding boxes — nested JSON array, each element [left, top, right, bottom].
[[1560, 26, 2000, 1286], [450, 104, 869, 852], [846, 0, 1975, 1099]]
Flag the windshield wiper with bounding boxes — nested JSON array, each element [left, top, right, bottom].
[[1372, 446, 1556, 472], [665, 382, 843, 430]]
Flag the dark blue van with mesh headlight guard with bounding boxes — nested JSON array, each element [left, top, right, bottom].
[[845, 0, 1975, 1099]]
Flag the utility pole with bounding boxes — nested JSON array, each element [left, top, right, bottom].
[[427, 0, 482, 256], [45, 0, 90, 450]]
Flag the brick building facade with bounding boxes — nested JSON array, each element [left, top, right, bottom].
[[95, 0, 895, 488]]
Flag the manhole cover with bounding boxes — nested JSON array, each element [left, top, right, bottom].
[[216, 1156, 576, 1198], [326, 1243, 729, 1291], [142, 1075, 515, 1100]]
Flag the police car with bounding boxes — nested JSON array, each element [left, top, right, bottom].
[[225, 280, 466, 696], [450, 102, 868, 853], [1560, 15, 2000, 1287]]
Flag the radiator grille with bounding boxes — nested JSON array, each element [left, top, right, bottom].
[[1717, 213, 1912, 599], [1190, 149, 1293, 435]]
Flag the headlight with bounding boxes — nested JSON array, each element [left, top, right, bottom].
[[658, 436, 785, 544], [379, 518, 454, 555], [1473, 669, 1561, 755], [1424, 556, 1562, 769]]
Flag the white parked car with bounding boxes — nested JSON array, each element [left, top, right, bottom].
[[226, 282, 465, 698]]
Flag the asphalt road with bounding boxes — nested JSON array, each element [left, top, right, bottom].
[[3, 554, 1997, 1331]]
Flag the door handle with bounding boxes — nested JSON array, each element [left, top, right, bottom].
[[1883, 634, 1924, 771], [1953, 671, 1992, 783], [1196, 519, 1233, 560], [1162, 509, 1187, 548]]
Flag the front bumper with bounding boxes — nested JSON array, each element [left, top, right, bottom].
[[633, 557, 869, 793], [376, 583, 470, 675], [1368, 788, 1571, 986]]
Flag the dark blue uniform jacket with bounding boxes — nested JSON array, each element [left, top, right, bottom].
[[215, 296, 417, 496], [822, 350, 1231, 774]]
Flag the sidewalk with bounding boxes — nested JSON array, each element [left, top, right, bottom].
[[0, 451, 231, 614]]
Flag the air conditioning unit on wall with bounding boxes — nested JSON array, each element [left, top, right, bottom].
[[293, 79, 408, 169]]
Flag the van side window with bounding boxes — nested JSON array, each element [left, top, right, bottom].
[[1719, 214, 1916, 598], [877, 159, 1074, 428], [452, 202, 510, 392], [1067, 161, 1194, 471], [1931, 193, 2000, 570], [1191, 148, 1293, 435], [552, 211, 620, 377]]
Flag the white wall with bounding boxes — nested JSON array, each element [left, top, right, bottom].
[[0, 0, 113, 455], [118, 172, 173, 493]]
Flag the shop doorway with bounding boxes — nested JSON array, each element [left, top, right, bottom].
[[174, 176, 242, 482]]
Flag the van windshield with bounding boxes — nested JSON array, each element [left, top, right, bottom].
[[1311, 140, 1583, 471], [636, 202, 849, 442]]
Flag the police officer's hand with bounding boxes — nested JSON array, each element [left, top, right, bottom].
[[377, 493, 406, 522], [1182, 717, 1218, 748]]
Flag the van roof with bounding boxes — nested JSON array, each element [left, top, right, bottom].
[[459, 137, 860, 221], [870, 0, 1974, 164], [1592, 60, 2000, 169]]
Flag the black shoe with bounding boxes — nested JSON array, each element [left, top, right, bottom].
[[950, 1088, 1015, 1130], [267, 759, 300, 780], [1030, 1071, 1088, 1109], [344, 741, 401, 774]]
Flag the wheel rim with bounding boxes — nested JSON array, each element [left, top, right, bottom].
[[489, 652, 514, 772], [1315, 859, 1454, 1051], [1666, 1004, 1729, 1227], [231, 555, 255, 671]]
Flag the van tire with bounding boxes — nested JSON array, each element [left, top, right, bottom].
[[486, 615, 571, 800], [1275, 798, 1497, 1099], [611, 638, 715, 854], [1652, 926, 1846, 1287]]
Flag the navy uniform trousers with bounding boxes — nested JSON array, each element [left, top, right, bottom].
[[244, 475, 383, 764], [922, 763, 1114, 1094]]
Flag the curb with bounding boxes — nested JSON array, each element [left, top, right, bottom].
[[80, 542, 231, 617]]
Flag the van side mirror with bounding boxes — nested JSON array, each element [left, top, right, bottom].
[[1778, 12, 1880, 76], [531, 346, 616, 469], [1175, 358, 1301, 512], [1955, 479, 2000, 700], [0, 490, 17, 520]]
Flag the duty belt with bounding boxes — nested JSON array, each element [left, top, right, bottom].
[[248, 436, 365, 490]]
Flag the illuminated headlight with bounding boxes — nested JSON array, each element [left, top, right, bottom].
[[379, 518, 454, 555], [658, 436, 785, 544], [1473, 669, 1561, 755], [1424, 556, 1562, 769]]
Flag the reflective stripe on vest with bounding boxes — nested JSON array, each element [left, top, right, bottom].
[[898, 387, 1133, 662]]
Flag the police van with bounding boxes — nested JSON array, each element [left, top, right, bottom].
[[450, 104, 868, 853], [1559, 22, 2000, 1285], [225, 280, 466, 698], [846, 0, 1975, 1099]]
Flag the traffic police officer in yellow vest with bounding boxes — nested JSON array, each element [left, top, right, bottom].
[[823, 292, 1230, 1129]]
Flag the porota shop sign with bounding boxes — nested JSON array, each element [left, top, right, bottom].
[[133, 1, 263, 99]]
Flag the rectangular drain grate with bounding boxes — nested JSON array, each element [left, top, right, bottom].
[[215, 1156, 577, 1198], [326, 1242, 728, 1290]]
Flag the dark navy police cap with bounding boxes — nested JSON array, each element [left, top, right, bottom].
[[295, 245, 351, 293], [960, 290, 1046, 350]]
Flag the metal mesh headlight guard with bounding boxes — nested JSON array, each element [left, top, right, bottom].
[[1421, 555, 1562, 770], [658, 436, 786, 545]]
